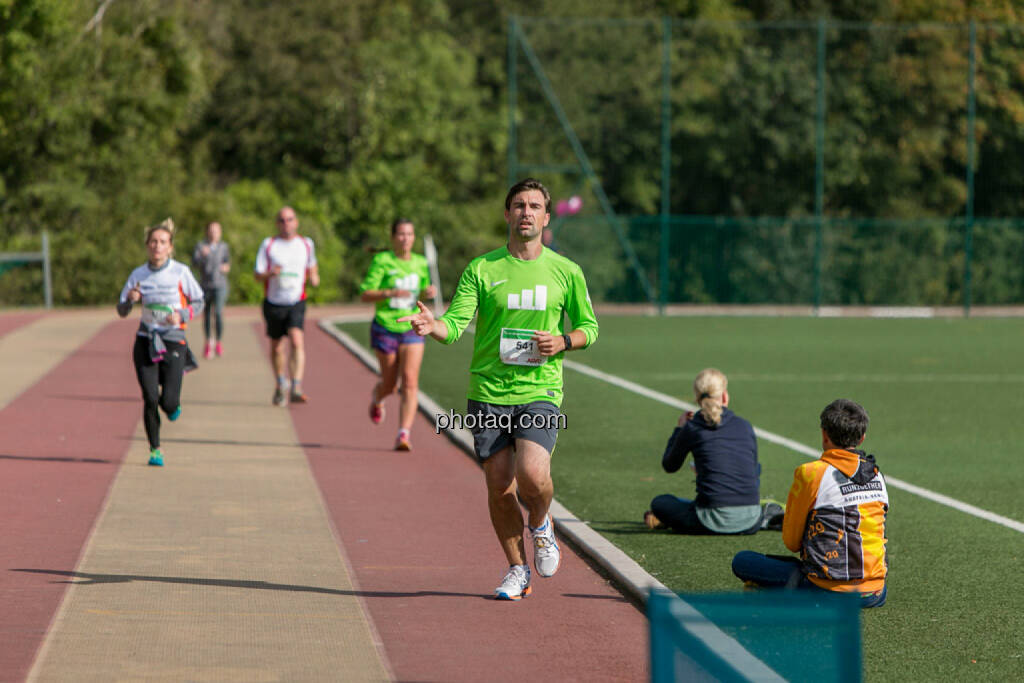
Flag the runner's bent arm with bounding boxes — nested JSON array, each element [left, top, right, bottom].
[[563, 265, 599, 349], [178, 268, 205, 324], [435, 264, 480, 344], [782, 462, 821, 553], [358, 253, 409, 302], [117, 281, 136, 317], [305, 238, 320, 287], [362, 287, 411, 302], [661, 423, 697, 473], [253, 237, 275, 283], [399, 262, 478, 341]]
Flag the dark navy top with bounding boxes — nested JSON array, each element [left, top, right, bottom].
[[662, 408, 760, 508]]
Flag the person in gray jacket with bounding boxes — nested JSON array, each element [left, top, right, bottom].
[[192, 221, 231, 358]]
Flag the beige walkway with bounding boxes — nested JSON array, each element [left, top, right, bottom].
[[28, 319, 390, 682]]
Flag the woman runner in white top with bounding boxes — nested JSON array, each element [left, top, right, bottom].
[[117, 218, 204, 467]]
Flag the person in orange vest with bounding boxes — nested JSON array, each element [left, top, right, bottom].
[[731, 399, 889, 608]]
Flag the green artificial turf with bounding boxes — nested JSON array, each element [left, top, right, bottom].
[[337, 316, 1024, 682]]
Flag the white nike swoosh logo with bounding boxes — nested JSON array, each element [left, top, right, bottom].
[[490, 279, 508, 288]]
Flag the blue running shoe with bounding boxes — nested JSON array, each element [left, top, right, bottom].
[[168, 406, 181, 421], [148, 449, 164, 467]]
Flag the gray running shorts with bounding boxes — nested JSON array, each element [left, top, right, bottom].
[[466, 399, 562, 461]]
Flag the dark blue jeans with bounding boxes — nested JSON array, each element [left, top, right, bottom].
[[650, 495, 760, 535], [731, 550, 887, 608]]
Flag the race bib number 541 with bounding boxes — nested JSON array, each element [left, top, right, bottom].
[[499, 328, 546, 366]]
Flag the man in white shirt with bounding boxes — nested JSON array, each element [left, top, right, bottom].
[[254, 206, 320, 406]]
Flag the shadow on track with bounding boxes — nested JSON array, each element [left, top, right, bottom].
[[47, 394, 137, 403], [13, 569, 635, 605], [120, 435, 386, 453], [12, 568, 493, 601], [0, 453, 113, 464]]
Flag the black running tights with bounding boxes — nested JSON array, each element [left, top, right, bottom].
[[133, 336, 186, 449]]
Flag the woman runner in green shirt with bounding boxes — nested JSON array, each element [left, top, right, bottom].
[[359, 218, 437, 451]]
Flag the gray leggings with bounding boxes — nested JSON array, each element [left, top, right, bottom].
[[203, 286, 228, 339]]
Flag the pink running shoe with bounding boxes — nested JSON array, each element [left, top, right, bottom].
[[215, 341, 223, 357], [368, 384, 384, 424], [204, 341, 213, 359]]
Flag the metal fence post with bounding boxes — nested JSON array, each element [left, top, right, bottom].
[[964, 19, 976, 317], [42, 231, 53, 309], [659, 16, 672, 314], [508, 17, 519, 186], [813, 18, 827, 312]]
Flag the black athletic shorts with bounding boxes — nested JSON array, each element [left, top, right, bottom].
[[466, 399, 562, 461], [262, 299, 306, 339]]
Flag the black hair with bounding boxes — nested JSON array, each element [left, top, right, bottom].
[[504, 178, 551, 213], [390, 218, 414, 236], [820, 399, 869, 449]]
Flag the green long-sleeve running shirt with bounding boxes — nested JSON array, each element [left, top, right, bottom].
[[438, 245, 598, 407], [359, 250, 431, 333]]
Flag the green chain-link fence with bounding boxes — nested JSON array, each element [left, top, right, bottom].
[[509, 18, 1024, 312]]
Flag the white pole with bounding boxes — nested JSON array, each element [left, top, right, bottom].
[[423, 234, 443, 316], [42, 231, 53, 309]]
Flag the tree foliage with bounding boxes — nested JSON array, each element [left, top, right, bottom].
[[2, 0, 1024, 306], [513, 1, 1024, 304]]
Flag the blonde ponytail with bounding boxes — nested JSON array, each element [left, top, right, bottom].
[[145, 217, 176, 243], [694, 368, 728, 426]]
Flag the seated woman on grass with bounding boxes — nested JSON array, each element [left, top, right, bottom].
[[644, 368, 781, 535]]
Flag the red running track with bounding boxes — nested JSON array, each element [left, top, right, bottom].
[[1, 315, 649, 682], [0, 312, 45, 339], [286, 323, 649, 682], [0, 318, 141, 682]]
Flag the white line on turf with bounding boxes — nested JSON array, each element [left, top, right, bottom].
[[563, 359, 1024, 535], [634, 371, 1024, 383]]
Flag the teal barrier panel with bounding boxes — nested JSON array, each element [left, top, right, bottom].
[[648, 589, 861, 682]]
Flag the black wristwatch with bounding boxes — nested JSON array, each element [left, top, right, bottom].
[[562, 333, 573, 351]]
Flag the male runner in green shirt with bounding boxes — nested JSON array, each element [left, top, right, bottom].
[[400, 178, 599, 600]]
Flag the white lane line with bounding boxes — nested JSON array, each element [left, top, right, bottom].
[[634, 371, 1024, 384], [564, 359, 1024, 535]]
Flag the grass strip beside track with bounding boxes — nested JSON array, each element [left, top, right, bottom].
[[336, 315, 1024, 682]]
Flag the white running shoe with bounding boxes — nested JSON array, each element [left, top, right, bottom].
[[495, 565, 532, 601], [531, 515, 560, 578]]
